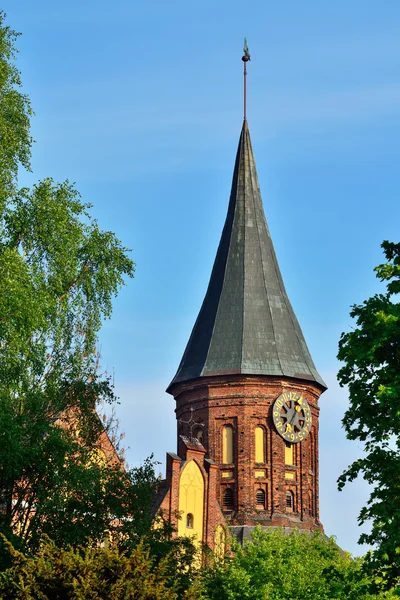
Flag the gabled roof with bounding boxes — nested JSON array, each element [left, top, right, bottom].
[[167, 121, 326, 392]]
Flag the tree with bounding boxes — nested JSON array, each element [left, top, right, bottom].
[[200, 528, 395, 600], [0, 13, 200, 578], [0, 16, 199, 584], [0, 536, 202, 600], [337, 241, 400, 589], [0, 178, 138, 549], [0, 12, 32, 207], [0, 11, 149, 557]]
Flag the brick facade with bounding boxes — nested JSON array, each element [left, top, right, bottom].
[[159, 119, 326, 547], [169, 374, 324, 533]]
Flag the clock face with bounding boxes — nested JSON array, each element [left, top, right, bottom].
[[272, 391, 312, 443]]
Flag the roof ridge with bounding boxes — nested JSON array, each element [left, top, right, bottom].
[[202, 126, 245, 376], [246, 125, 284, 376], [239, 124, 247, 372]]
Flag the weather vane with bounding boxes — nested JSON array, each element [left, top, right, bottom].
[[242, 37, 251, 121], [178, 406, 204, 440]]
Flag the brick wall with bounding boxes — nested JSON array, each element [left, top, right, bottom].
[[171, 374, 324, 532]]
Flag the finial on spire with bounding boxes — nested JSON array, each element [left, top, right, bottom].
[[242, 38, 251, 62], [242, 38, 250, 121]]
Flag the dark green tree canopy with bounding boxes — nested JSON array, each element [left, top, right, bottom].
[[338, 241, 400, 588], [0, 536, 200, 600]]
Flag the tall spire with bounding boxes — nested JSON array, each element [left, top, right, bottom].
[[167, 58, 326, 394]]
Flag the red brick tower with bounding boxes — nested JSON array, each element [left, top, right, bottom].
[[167, 58, 326, 536]]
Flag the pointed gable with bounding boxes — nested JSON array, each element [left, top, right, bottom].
[[167, 121, 326, 392]]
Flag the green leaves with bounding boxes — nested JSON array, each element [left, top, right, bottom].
[[0, 12, 140, 562], [2, 179, 134, 374], [0, 14, 200, 597], [337, 241, 400, 588], [0, 177, 135, 439], [0, 12, 32, 207], [0, 537, 192, 599], [376, 242, 400, 295], [200, 528, 394, 600]]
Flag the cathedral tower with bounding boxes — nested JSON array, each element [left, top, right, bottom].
[[166, 50, 326, 534]]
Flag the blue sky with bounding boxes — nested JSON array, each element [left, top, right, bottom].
[[4, 0, 400, 555]]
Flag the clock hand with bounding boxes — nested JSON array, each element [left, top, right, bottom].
[[288, 404, 303, 432], [289, 403, 299, 424], [285, 405, 298, 433]]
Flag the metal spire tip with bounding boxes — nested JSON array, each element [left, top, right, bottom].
[[242, 37, 251, 62]]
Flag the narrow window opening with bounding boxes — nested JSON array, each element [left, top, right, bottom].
[[255, 426, 266, 463], [285, 442, 293, 465], [222, 425, 233, 464], [255, 488, 265, 508], [223, 487, 234, 510], [286, 490, 294, 511], [186, 513, 194, 528]]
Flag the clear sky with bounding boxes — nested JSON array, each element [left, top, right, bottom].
[[4, 0, 400, 555]]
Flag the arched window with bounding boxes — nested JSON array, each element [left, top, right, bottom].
[[286, 490, 294, 512], [255, 426, 265, 463], [285, 442, 293, 465], [255, 488, 265, 509], [222, 425, 233, 464], [222, 487, 234, 510], [177, 461, 204, 543], [186, 513, 194, 528]]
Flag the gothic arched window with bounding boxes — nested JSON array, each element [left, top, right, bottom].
[[222, 425, 233, 464], [255, 426, 265, 463], [186, 513, 194, 528]]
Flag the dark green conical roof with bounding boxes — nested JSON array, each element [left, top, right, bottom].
[[167, 121, 326, 392]]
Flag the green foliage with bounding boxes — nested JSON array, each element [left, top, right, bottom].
[[0, 536, 198, 599], [200, 528, 395, 600], [1, 178, 134, 382], [337, 241, 400, 588], [0, 176, 137, 555], [0, 12, 32, 206], [0, 529, 395, 600], [0, 16, 198, 588], [0, 11, 163, 562]]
